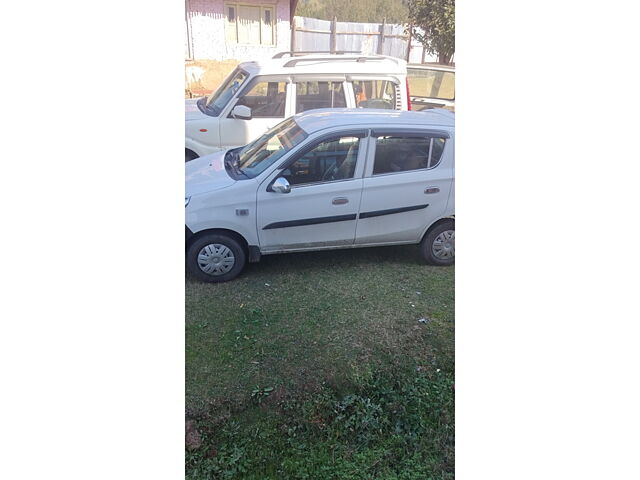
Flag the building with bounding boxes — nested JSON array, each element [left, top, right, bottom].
[[185, 0, 298, 61]]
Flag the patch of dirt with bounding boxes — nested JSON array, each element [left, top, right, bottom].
[[185, 420, 202, 451]]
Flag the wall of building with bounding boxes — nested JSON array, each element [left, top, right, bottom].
[[186, 0, 291, 61]]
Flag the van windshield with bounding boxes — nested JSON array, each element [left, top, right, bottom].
[[197, 68, 249, 117], [237, 118, 308, 178]]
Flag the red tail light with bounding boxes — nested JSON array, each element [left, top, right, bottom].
[[405, 79, 412, 111]]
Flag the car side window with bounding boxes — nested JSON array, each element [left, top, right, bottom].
[[281, 136, 361, 186], [295, 81, 346, 113], [235, 81, 286, 118], [373, 135, 446, 175], [353, 80, 397, 110]]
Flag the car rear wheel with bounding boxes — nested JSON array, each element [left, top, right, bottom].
[[420, 221, 455, 266], [186, 233, 246, 282]]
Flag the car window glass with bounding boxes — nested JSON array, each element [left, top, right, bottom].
[[407, 69, 455, 100], [373, 136, 446, 175], [353, 80, 397, 109], [282, 136, 360, 186], [295, 81, 346, 113], [235, 81, 286, 118]]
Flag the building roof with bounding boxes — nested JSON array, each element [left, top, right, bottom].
[[293, 108, 455, 134]]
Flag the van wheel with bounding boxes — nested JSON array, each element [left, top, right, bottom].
[[420, 221, 455, 266], [185, 150, 198, 162], [186, 234, 246, 282]]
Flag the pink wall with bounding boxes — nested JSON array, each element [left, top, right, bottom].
[[186, 0, 290, 60]]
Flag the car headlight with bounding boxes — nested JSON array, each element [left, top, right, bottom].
[[185, 196, 191, 207]]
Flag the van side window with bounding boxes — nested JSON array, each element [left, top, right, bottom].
[[235, 81, 286, 118], [281, 136, 361, 186], [353, 80, 397, 110], [373, 136, 446, 175], [295, 81, 346, 113]]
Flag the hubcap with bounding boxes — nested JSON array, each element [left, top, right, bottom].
[[197, 243, 235, 276], [432, 230, 455, 260]]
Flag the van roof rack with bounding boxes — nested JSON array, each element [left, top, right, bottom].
[[282, 55, 401, 68], [272, 50, 362, 59]]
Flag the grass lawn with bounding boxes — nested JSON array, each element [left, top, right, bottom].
[[186, 244, 454, 479]]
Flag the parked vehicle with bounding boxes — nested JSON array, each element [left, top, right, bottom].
[[407, 64, 455, 111], [185, 52, 409, 162], [185, 108, 455, 282]]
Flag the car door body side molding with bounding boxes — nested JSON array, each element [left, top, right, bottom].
[[359, 204, 429, 219], [262, 204, 429, 229], [263, 214, 358, 230]]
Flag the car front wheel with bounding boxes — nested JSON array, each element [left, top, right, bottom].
[[186, 233, 246, 282], [420, 221, 455, 266]]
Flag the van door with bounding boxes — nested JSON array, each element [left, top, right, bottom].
[[355, 130, 453, 245], [256, 132, 367, 252], [218, 77, 292, 149]]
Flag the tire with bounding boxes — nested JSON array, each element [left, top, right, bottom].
[[186, 233, 246, 282], [420, 220, 455, 266], [185, 150, 199, 163]]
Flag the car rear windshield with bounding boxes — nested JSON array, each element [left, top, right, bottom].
[[407, 68, 455, 101], [237, 118, 308, 178]]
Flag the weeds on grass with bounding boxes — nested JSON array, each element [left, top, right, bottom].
[[186, 364, 454, 479]]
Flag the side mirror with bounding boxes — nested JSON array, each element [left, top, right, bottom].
[[231, 105, 252, 120], [270, 177, 291, 194]]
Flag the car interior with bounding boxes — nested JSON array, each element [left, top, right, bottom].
[[281, 137, 360, 185], [235, 81, 286, 118], [373, 136, 446, 174], [295, 81, 347, 113]]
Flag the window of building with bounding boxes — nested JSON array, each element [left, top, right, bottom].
[[225, 3, 275, 45], [373, 135, 446, 175]]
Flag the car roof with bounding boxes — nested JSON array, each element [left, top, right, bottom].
[[294, 108, 455, 134], [239, 54, 407, 76]]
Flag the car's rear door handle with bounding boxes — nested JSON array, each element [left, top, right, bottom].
[[332, 197, 349, 205], [424, 187, 440, 194]]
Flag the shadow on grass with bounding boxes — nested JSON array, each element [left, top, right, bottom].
[[188, 244, 431, 282]]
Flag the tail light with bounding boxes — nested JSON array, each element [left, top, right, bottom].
[[405, 78, 412, 111]]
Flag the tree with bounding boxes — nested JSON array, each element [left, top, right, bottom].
[[296, 0, 409, 24], [407, 0, 455, 64]]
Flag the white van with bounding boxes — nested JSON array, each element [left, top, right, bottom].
[[185, 108, 455, 282], [185, 52, 409, 162]]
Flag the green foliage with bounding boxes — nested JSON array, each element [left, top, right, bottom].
[[407, 0, 455, 63], [186, 366, 454, 479], [250, 386, 275, 403], [296, 0, 409, 24]]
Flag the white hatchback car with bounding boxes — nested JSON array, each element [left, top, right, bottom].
[[185, 52, 409, 162], [185, 108, 454, 282]]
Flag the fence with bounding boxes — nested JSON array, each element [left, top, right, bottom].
[[291, 16, 437, 64]]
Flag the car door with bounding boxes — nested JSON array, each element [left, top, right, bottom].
[[256, 132, 367, 252], [355, 129, 453, 245], [218, 77, 293, 149]]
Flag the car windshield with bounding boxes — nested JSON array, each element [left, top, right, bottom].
[[199, 68, 249, 116], [237, 118, 308, 178]]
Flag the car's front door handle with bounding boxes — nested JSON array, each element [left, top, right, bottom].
[[424, 187, 440, 194], [332, 197, 349, 205]]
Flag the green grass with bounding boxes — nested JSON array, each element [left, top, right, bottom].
[[186, 244, 454, 478]]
